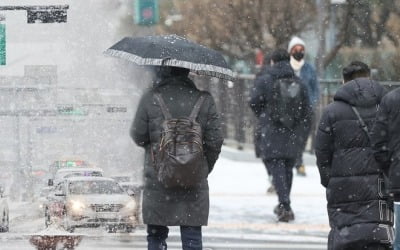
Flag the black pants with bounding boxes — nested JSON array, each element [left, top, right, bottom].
[[147, 224, 202, 250], [266, 158, 295, 205], [262, 158, 272, 177], [363, 244, 392, 250], [295, 112, 315, 168]]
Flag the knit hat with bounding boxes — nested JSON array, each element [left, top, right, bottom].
[[288, 36, 306, 52]]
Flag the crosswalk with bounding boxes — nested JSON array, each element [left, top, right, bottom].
[[78, 234, 327, 250], [80, 238, 327, 250], [1, 233, 327, 250]]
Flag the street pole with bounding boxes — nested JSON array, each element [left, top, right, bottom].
[[315, 0, 330, 78], [0, 14, 5, 65]]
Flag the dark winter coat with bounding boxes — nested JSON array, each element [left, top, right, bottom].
[[130, 76, 223, 226], [371, 87, 400, 201], [315, 78, 393, 249], [249, 61, 311, 160]]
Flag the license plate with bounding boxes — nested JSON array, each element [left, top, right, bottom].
[[97, 213, 117, 219]]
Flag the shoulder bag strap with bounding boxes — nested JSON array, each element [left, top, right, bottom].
[[154, 93, 172, 120], [351, 106, 370, 141], [189, 93, 206, 120]]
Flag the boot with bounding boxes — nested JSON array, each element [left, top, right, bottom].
[[267, 184, 276, 194], [278, 207, 295, 222], [274, 204, 295, 222], [296, 165, 306, 176], [273, 204, 284, 216]]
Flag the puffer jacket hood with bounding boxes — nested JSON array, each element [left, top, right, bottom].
[[154, 75, 196, 89], [334, 77, 386, 107], [269, 61, 295, 80]]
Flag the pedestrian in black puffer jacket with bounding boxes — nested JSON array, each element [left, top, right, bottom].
[[316, 61, 394, 250], [130, 66, 223, 250], [372, 87, 400, 200], [249, 49, 311, 222], [371, 87, 400, 250]]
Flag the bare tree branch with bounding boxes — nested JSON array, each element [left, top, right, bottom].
[[322, 0, 354, 68]]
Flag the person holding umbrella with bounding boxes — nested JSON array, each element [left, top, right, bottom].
[[105, 35, 229, 250]]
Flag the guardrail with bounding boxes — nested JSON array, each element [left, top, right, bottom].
[[195, 75, 400, 150]]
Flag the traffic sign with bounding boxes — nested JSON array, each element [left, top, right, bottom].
[[134, 0, 159, 25], [107, 106, 127, 113], [57, 105, 87, 116], [0, 5, 69, 24]]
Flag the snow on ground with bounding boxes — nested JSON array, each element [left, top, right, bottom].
[[8, 202, 44, 234], [207, 147, 329, 237]]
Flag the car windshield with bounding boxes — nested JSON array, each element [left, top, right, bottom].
[[113, 176, 131, 182], [64, 171, 102, 179], [69, 180, 124, 195], [56, 170, 102, 180]]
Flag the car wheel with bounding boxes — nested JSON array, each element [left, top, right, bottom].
[[62, 209, 74, 233], [0, 210, 8, 233], [44, 208, 51, 228], [125, 226, 133, 233], [107, 225, 117, 233]]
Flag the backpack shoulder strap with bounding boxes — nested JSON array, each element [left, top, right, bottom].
[[351, 106, 370, 141], [189, 93, 206, 120], [154, 93, 172, 120]]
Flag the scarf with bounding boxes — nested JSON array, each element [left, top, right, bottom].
[[290, 57, 305, 77]]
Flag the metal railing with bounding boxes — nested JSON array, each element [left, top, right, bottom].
[[195, 75, 400, 150]]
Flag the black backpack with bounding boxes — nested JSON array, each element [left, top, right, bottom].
[[152, 93, 206, 189], [267, 77, 306, 129]]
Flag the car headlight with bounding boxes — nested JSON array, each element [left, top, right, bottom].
[[125, 200, 136, 211], [70, 200, 86, 212]]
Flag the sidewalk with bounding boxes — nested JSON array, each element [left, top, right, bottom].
[[206, 146, 329, 239]]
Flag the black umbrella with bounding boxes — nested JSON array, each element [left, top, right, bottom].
[[104, 34, 234, 81]]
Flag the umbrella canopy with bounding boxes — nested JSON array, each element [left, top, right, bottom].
[[104, 34, 234, 81]]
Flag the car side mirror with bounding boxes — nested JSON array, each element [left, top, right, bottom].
[[48, 179, 54, 186]]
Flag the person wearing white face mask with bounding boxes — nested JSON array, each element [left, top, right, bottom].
[[288, 36, 320, 177]]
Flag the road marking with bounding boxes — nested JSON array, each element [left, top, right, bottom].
[[207, 222, 330, 232], [84, 241, 326, 249], [210, 193, 325, 197]]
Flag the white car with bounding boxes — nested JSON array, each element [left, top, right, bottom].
[[50, 167, 104, 186], [110, 175, 132, 184], [46, 177, 137, 232], [119, 182, 143, 225], [0, 184, 9, 232]]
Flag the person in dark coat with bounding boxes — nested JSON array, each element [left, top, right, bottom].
[[315, 61, 394, 250], [131, 66, 223, 250], [371, 87, 400, 250], [252, 52, 276, 194], [288, 36, 320, 176], [249, 49, 311, 222]]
